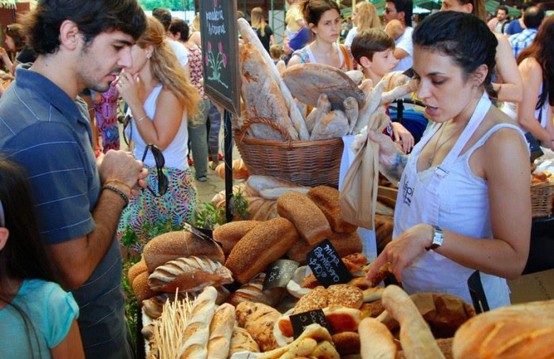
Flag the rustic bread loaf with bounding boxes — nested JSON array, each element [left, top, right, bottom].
[[142, 230, 225, 272], [452, 299, 554, 359], [307, 186, 358, 233], [277, 191, 332, 246], [226, 217, 298, 284], [128, 259, 148, 283], [131, 271, 157, 303], [147, 256, 233, 293], [358, 317, 397, 359], [229, 326, 260, 355]]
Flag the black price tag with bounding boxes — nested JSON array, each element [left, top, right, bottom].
[[263, 259, 300, 290], [183, 222, 214, 243], [468, 270, 490, 314], [307, 239, 353, 287], [289, 309, 329, 339]]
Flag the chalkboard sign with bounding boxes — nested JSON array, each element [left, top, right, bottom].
[[289, 309, 330, 339], [263, 259, 300, 290], [199, 0, 241, 116], [307, 239, 353, 287]]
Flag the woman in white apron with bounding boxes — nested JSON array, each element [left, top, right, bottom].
[[366, 12, 531, 309]]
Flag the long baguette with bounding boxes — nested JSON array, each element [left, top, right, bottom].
[[237, 18, 309, 140], [207, 303, 236, 359], [381, 285, 444, 359], [358, 317, 397, 359], [178, 286, 218, 359]]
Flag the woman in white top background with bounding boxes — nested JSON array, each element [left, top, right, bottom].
[[116, 16, 200, 240], [288, 0, 354, 71]]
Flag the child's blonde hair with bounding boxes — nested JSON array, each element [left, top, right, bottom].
[[270, 44, 284, 59]]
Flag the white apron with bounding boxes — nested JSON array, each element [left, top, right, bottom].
[[394, 93, 511, 309]]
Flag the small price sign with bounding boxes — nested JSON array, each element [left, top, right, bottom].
[[263, 259, 299, 290], [307, 239, 353, 287], [290, 309, 330, 339]]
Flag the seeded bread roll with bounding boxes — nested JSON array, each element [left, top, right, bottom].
[[131, 271, 157, 303], [307, 185, 358, 233], [327, 284, 363, 309], [212, 220, 261, 255], [226, 217, 298, 284], [143, 230, 225, 272], [277, 191, 332, 246]]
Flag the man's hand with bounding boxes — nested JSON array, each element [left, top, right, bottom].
[[97, 150, 148, 195]]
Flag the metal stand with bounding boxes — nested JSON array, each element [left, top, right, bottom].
[[224, 110, 234, 222]]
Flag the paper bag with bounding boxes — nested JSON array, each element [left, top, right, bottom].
[[339, 135, 380, 229]]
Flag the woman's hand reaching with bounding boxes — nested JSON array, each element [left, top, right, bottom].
[[366, 223, 433, 283]]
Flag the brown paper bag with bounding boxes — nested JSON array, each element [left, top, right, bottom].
[[339, 108, 390, 229], [339, 136, 380, 229]]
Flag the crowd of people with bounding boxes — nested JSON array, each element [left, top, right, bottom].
[[0, 0, 552, 357]]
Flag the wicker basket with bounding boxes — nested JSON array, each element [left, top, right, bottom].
[[234, 118, 344, 187], [531, 181, 554, 218]]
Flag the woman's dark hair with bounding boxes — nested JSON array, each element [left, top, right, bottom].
[[517, 14, 554, 109], [413, 11, 498, 96], [169, 18, 190, 42], [300, 0, 341, 27], [0, 157, 58, 287], [21, 0, 147, 55], [0, 158, 58, 358], [5, 23, 26, 52]]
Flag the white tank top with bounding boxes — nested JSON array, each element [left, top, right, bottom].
[[125, 84, 189, 171]]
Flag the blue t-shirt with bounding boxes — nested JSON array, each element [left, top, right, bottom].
[[0, 68, 133, 359], [0, 279, 79, 358]]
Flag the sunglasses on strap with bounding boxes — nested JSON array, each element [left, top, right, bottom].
[[141, 144, 169, 197]]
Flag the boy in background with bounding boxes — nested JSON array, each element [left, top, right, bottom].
[[351, 29, 416, 153]]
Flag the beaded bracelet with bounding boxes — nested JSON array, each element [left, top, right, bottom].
[[102, 184, 130, 208]]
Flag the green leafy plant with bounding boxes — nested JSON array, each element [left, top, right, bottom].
[[192, 188, 250, 229]]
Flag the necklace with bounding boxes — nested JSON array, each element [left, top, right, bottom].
[[426, 123, 462, 167]]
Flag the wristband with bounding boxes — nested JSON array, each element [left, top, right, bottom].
[[102, 184, 129, 208], [136, 115, 147, 123]]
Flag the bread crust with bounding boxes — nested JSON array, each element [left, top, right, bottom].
[[212, 220, 261, 255], [307, 186, 358, 233], [207, 303, 236, 359]]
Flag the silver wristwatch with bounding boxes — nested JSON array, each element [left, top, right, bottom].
[[426, 225, 444, 251]]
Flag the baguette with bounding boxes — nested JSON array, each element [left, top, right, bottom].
[[226, 217, 298, 283], [178, 286, 218, 359], [143, 230, 225, 272], [381, 285, 445, 359], [207, 303, 236, 359], [147, 256, 234, 293], [277, 191, 332, 245], [358, 317, 397, 359], [237, 18, 309, 140]]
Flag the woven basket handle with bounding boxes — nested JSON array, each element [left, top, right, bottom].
[[238, 117, 293, 143]]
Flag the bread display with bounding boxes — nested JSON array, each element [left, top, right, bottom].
[[147, 256, 234, 293], [226, 217, 298, 284], [128, 259, 148, 284], [276, 191, 332, 245], [131, 271, 157, 303], [307, 185, 358, 233], [212, 220, 260, 255], [227, 273, 284, 308], [142, 230, 225, 272]]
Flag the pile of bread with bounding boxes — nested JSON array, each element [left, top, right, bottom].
[[236, 18, 416, 142]]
